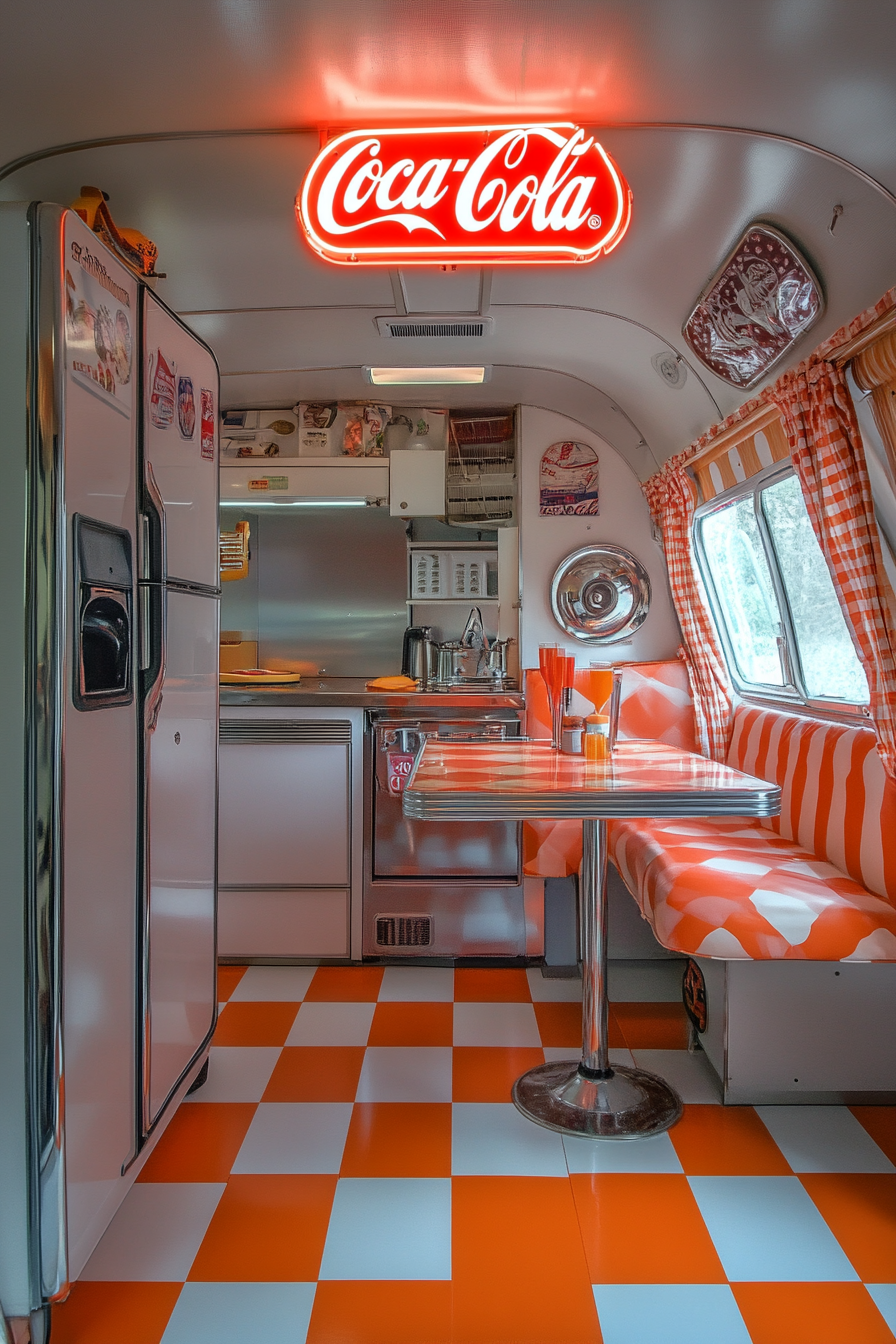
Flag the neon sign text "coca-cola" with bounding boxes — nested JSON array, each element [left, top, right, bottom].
[[297, 124, 632, 265]]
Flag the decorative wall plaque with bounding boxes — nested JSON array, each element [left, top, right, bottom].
[[683, 224, 823, 389], [539, 441, 599, 516]]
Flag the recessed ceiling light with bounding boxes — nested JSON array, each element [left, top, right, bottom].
[[363, 366, 490, 385]]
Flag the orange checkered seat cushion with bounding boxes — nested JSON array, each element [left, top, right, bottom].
[[609, 705, 896, 961]]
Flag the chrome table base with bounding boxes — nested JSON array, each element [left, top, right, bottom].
[[514, 817, 684, 1140], [512, 1060, 683, 1138]]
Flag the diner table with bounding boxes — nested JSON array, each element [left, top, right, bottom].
[[403, 738, 781, 1139]]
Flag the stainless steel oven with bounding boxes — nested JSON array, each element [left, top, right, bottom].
[[363, 707, 526, 957]]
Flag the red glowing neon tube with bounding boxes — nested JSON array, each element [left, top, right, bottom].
[[297, 123, 632, 266]]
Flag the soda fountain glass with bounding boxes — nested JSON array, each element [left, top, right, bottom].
[[538, 643, 560, 748]]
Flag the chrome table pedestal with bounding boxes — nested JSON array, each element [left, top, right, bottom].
[[512, 818, 683, 1138]]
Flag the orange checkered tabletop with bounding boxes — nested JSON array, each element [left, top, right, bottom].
[[403, 739, 781, 819], [405, 740, 781, 1141]]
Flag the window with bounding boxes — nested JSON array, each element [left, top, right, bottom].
[[695, 467, 869, 707]]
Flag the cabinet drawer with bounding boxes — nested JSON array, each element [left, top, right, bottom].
[[218, 888, 350, 958], [218, 735, 349, 886]]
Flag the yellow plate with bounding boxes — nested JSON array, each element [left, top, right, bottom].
[[220, 670, 303, 684]]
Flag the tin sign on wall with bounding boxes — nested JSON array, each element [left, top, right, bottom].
[[297, 124, 632, 265]]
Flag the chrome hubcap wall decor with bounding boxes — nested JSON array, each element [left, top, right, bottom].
[[550, 545, 651, 642]]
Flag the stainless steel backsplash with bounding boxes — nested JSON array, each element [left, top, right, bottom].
[[253, 507, 408, 676]]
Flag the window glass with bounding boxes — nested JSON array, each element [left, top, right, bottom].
[[761, 474, 868, 703], [699, 496, 784, 686]]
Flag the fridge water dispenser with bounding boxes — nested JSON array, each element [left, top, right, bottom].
[[73, 515, 133, 710]]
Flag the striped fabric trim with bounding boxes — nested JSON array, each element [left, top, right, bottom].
[[691, 409, 790, 503], [727, 704, 896, 904], [853, 328, 896, 390]]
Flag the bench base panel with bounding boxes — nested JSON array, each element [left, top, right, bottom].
[[695, 957, 896, 1105]]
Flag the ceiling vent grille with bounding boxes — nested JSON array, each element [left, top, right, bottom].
[[375, 915, 433, 947], [375, 316, 495, 339]]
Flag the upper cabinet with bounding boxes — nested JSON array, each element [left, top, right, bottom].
[[389, 450, 447, 518]]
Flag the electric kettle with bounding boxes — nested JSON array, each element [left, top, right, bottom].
[[401, 625, 432, 686]]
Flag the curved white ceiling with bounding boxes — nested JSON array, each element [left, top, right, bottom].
[[2, 2, 895, 474]]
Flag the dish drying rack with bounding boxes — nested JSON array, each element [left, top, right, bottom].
[[447, 412, 516, 526], [219, 521, 250, 581]]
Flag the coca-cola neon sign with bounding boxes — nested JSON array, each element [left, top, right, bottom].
[[297, 123, 632, 266]]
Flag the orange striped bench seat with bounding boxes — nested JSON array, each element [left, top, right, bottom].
[[609, 704, 896, 962]]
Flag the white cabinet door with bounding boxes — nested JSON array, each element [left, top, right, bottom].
[[389, 450, 446, 516], [218, 732, 350, 887]]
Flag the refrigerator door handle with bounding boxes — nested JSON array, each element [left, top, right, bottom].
[[142, 461, 167, 585], [140, 583, 166, 733]]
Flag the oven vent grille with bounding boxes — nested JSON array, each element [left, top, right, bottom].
[[220, 719, 351, 744], [375, 915, 433, 947], [375, 316, 495, 339]]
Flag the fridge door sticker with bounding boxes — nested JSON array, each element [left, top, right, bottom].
[[65, 237, 134, 417], [200, 389, 215, 460], [149, 349, 176, 428], [248, 476, 288, 491], [387, 753, 415, 795], [539, 441, 600, 515], [177, 376, 196, 439]]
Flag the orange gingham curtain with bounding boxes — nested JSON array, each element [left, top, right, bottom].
[[766, 359, 896, 779], [642, 465, 733, 762]]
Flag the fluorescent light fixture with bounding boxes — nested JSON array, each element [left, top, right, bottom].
[[364, 365, 490, 386], [226, 497, 375, 508]]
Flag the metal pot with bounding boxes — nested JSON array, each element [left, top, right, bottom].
[[433, 638, 512, 683]]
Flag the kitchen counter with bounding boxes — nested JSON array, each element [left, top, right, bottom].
[[219, 677, 524, 710]]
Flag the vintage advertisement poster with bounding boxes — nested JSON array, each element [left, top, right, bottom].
[[149, 348, 176, 428], [539, 441, 600, 515], [200, 388, 216, 460], [64, 225, 135, 418]]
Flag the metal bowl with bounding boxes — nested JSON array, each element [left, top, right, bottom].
[[550, 545, 651, 642]]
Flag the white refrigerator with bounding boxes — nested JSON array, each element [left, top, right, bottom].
[[0, 202, 220, 1335]]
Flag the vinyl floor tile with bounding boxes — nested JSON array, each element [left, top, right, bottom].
[[161, 1281, 316, 1344], [852, 1107, 896, 1166], [570, 1173, 726, 1283], [451, 1176, 601, 1344], [867, 1285, 896, 1336], [689, 1176, 860, 1281], [454, 967, 532, 1001], [319, 1178, 452, 1280], [563, 1129, 684, 1174], [756, 1106, 896, 1173], [340, 1103, 452, 1178], [631, 1048, 722, 1103], [732, 1282, 896, 1344], [453, 1000, 541, 1047], [286, 1001, 375, 1047], [188, 1176, 336, 1282], [368, 1000, 453, 1047], [232, 1102, 353, 1174], [81, 1184, 225, 1281], [669, 1105, 792, 1176], [213, 1000, 299, 1047], [137, 1103, 256, 1183], [801, 1174, 896, 1282], [305, 966, 384, 1001], [451, 1102, 568, 1176], [216, 965, 246, 1002], [532, 1000, 628, 1048], [356, 1047, 453, 1102], [378, 966, 455, 1001], [452, 1046, 545, 1101], [614, 1001, 690, 1049], [307, 1281, 454, 1344], [183, 1046, 281, 1104], [262, 1047, 365, 1102], [50, 1282, 182, 1344], [542, 1045, 635, 1066], [593, 1283, 751, 1344], [228, 965, 318, 1002], [526, 968, 582, 1001]]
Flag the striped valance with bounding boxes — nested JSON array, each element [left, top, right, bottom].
[[852, 327, 896, 392], [689, 405, 791, 503]]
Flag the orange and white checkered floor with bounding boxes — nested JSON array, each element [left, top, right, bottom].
[[52, 964, 896, 1344]]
